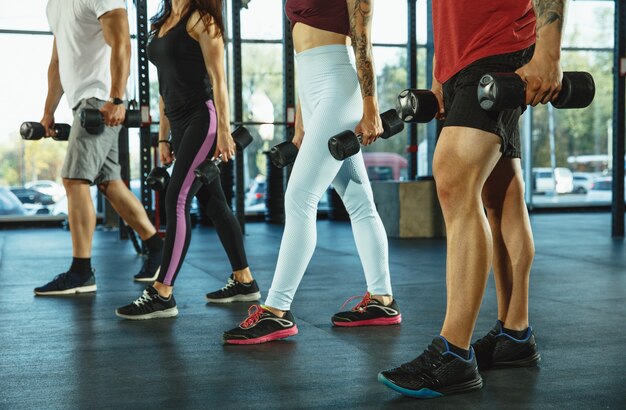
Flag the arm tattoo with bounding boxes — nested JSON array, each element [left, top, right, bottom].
[[349, 0, 376, 97], [533, 0, 565, 36]]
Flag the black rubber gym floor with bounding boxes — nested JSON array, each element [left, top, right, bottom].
[[1, 213, 624, 409]]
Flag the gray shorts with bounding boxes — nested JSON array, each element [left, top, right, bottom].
[[61, 98, 122, 185]]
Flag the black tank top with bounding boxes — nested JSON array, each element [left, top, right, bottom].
[[148, 12, 213, 121]]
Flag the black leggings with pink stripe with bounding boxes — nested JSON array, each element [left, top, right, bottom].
[[157, 100, 247, 286]]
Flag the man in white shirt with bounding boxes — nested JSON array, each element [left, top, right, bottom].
[[35, 0, 163, 295]]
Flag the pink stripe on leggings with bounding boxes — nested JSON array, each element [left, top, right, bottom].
[[162, 100, 217, 285]]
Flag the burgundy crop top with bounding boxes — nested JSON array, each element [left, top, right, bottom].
[[285, 0, 350, 36]]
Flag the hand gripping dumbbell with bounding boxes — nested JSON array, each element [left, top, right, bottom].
[[477, 71, 596, 111], [268, 140, 299, 168], [20, 122, 71, 141], [395, 89, 440, 123], [327, 109, 405, 161], [79, 108, 142, 135], [194, 127, 254, 185], [146, 164, 171, 191]]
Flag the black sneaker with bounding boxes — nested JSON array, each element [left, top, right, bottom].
[[34, 271, 97, 296], [115, 286, 178, 320], [378, 337, 483, 399], [133, 250, 161, 282], [223, 305, 298, 345], [206, 275, 261, 303], [472, 321, 541, 370], [332, 292, 402, 327]]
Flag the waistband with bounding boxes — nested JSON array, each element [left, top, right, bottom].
[[295, 44, 353, 60]]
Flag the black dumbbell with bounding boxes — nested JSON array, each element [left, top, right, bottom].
[[146, 164, 171, 191], [395, 89, 440, 123], [327, 109, 405, 161], [478, 71, 596, 111], [194, 127, 254, 185], [269, 141, 299, 168], [79, 108, 142, 135], [20, 122, 71, 141]]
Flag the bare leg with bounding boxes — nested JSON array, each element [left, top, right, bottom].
[[482, 158, 534, 330], [98, 179, 157, 241], [433, 126, 503, 349], [63, 178, 96, 258]]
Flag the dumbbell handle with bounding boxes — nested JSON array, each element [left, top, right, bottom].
[[340, 109, 404, 142], [80, 108, 142, 128], [478, 71, 595, 111]]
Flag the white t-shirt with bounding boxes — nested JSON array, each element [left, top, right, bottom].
[[46, 0, 127, 109]]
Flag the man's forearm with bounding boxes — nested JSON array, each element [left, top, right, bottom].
[[109, 40, 131, 99], [533, 0, 566, 57], [44, 59, 64, 116]]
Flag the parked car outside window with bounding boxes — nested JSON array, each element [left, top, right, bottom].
[[0, 187, 26, 216], [532, 167, 574, 194], [572, 172, 596, 194]]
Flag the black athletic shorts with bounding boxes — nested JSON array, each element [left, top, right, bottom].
[[442, 45, 534, 158]]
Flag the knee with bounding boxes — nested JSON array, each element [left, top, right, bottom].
[[482, 189, 505, 214], [433, 163, 482, 214], [284, 186, 318, 219], [204, 197, 230, 219], [341, 186, 375, 220]]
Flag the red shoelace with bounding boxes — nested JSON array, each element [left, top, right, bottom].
[[240, 304, 265, 328], [339, 292, 371, 312]]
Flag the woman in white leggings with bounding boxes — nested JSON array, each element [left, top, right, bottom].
[[223, 0, 401, 345]]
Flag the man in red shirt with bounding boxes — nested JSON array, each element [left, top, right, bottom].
[[379, 0, 565, 398]]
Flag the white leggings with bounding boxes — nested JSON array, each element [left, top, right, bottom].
[[265, 45, 393, 311]]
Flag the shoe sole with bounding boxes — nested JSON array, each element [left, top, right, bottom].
[[206, 291, 261, 304], [133, 267, 160, 282], [34, 284, 97, 296], [114, 306, 179, 320], [223, 326, 298, 345], [333, 314, 402, 327], [490, 352, 542, 369], [378, 373, 483, 399]]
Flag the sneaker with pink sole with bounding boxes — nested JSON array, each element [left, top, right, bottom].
[[332, 292, 402, 327], [223, 305, 298, 345]]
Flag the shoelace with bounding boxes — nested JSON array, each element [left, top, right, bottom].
[[240, 305, 265, 328], [221, 277, 237, 291], [53, 272, 68, 282], [399, 344, 443, 385], [132, 289, 154, 307], [339, 292, 372, 312]]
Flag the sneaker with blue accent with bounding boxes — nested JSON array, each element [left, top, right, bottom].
[[472, 321, 541, 370], [34, 271, 97, 296], [378, 336, 483, 399]]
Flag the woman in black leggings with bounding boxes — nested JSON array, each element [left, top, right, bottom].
[[116, 0, 259, 319]]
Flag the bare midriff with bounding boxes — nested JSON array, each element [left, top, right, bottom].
[[292, 22, 350, 54]]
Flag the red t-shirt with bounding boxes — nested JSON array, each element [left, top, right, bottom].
[[433, 1, 537, 84]]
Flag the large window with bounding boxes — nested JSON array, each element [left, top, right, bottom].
[[238, 0, 284, 213], [526, 1, 614, 208], [0, 0, 619, 220]]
